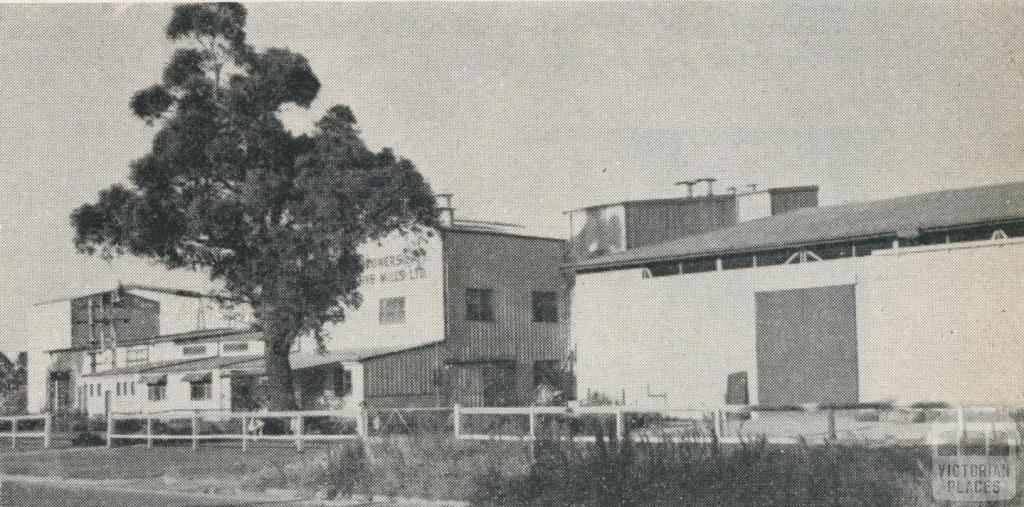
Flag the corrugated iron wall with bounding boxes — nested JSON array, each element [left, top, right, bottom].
[[363, 344, 443, 408], [442, 230, 569, 405]]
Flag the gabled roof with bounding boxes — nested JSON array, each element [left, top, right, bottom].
[[568, 181, 1024, 271]]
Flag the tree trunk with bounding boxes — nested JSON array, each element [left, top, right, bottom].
[[263, 343, 297, 410]]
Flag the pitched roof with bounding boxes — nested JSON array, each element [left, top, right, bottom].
[[568, 181, 1024, 271]]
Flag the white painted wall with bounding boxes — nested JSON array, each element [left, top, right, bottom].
[[316, 230, 445, 352], [571, 238, 1024, 408], [130, 289, 252, 336], [23, 300, 70, 413], [736, 191, 772, 222], [85, 370, 233, 415]]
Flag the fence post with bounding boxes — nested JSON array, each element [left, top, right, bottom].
[[713, 409, 723, 441], [43, 414, 51, 449], [453, 404, 462, 440], [146, 416, 153, 449], [295, 415, 303, 451], [106, 412, 113, 449], [826, 408, 837, 441], [241, 415, 248, 452], [356, 408, 368, 438], [615, 408, 625, 441], [528, 407, 537, 440], [191, 411, 198, 450]]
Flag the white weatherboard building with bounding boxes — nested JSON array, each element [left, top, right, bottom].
[[25, 209, 568, 416], [567, 182, 1024, 408]]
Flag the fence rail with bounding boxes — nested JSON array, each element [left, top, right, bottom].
[[0, 414, 50, 449], [94, 402, 1013, 451]]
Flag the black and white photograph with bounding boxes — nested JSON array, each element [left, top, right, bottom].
[[2, 1, 1024, 505]]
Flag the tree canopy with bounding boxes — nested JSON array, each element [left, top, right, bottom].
[[72, 3, 437, 408]]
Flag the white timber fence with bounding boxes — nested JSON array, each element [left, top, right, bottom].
[[0, 414, 51, 449], [104, 402, 1000, 450]]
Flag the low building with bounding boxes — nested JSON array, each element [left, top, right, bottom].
[[27, 284, 251, 414], [567, 181, 1024, 408]]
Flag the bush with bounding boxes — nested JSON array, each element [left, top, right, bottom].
[[471, 431, 925, 506], [71, 432, 106, 447]]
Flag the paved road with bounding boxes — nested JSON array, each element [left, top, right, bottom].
[[0, 481, 303, 507]]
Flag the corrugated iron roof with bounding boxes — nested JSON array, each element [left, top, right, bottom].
[[119, 327, 260, 346], [85, 341, 442, 378], [568, 181, 1024, 271]]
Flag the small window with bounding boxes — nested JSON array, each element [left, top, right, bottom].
[[190, 381, 212, 401], [533, 360, 561, 388], [223, 342, 249, 353], [646, 261, 680, 277], [116, 383, 121, 396], [532, 291, 558, 323], [682, 258, 717, 274], [89, 353, 98, 374], [148, 384, 166, 402], [333, 366, 352, 397], [130, 383, 135, 396], [379, 297, 406, 324], [182, 345, 207, 357], [721, 255, 754, 270], [126, 347, 148, 365], [466, 288, 495, 321]]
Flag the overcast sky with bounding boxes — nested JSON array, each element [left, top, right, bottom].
[[1, 2, 1023, 353]]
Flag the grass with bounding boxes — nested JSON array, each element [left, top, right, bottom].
[[6, 428, 1024, 506], [0, 444, 306, 482]]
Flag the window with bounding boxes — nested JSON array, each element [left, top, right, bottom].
[[116, 383, 121, 396], [646, 261, 680, 277], [533, 360, 561, 388], [182, 345, 206, 357], [379, 297, 406, 324], [532, 291, 559, 322], [130, 383, 135, 396], [190, 381, 212, 401], [466, 288, 495, 321], [333, 366, 352, 397], [125, 347, 148, 365], [223, 342, 249, 353], [682, 258, 717, 274], [88, 353, 98, 374], [148, 384, 166, 401]]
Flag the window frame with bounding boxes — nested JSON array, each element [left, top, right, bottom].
[[378, 296, 407, 325], [147, 383, 166, 402], [531, 291, 559, 323], [465, 288, 495, 322], [190, 380, 213, 401]]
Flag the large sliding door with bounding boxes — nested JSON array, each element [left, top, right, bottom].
[[755, 284, 858, 406]]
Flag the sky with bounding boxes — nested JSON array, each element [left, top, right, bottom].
[[1, 2, 1023, 353]]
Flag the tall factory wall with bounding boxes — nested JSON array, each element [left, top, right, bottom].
[[858, 239, 1024, 405], [317, 229, 446, 353], [443, 230, 569, 404], [24, 300, 71, 413], [570, 238, 1024, 408]]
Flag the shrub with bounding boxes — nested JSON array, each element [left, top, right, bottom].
[[471, 432, 925, 506], [71, 432, 105, 447]]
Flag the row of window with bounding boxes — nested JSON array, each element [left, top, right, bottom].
[[643, 226, 1023, 279], [85, 378, 213, 402], [378, 290, 560, 324]]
